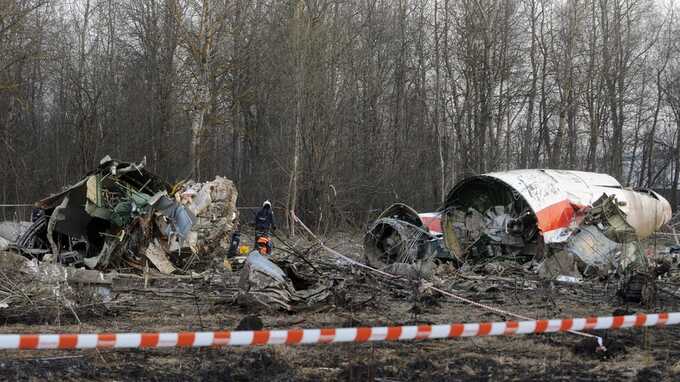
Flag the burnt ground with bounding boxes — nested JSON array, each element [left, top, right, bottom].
[[2, 233, 680, 381]]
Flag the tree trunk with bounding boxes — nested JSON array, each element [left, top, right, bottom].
[[286, 0, 306, 236], [190, 67, 209, 179]]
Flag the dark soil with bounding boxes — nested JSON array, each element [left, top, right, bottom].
[[2, 234, 680, 381]]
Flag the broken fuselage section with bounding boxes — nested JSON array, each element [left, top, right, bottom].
[[440, 169, 671, 286], [441, 170, 670, 259]]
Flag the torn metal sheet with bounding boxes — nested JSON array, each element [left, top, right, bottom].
[[374, 203, 443, 235], [565, 226, 619, 277], [586, 194, 638, 243], [153, 195, 196, 239], [144, 240, 176, 274], [0, 252, 112, 322], [167, 231, 198, 254], [243, 251, 287, 283], [539, 212, 648, 280], [186, 183, 213, 216], [376, 203, 425, 228], [237, 252, 332, 311], [15, 215, 49, 253], [46, 196, 69, 256], [180, 176, 238, 251]]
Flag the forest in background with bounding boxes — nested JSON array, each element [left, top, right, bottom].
[[2, 0, 680, 230]]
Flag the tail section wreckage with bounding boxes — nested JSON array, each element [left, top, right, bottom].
[[365, 169, 672, 296]]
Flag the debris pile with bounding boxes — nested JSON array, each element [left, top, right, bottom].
[[536, 195, 649, 282], [14, 156, 238, 274], [365, 170, 673, 303], [180, 177, 239, 253], [237, 251, 334, 311]]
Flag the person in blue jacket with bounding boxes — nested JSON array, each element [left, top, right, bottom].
[[254, 200, 275, 253], [254, 200, 276, 232]]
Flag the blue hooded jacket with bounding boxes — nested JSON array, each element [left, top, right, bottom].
[[255, 205, 275, 231]]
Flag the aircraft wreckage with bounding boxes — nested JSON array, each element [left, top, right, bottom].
[[364, 203, 447, 275], [13, 156, 238, 274], [365, 169, 672, 290]]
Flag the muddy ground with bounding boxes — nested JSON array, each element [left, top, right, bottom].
[[1, 233, 680, 381]]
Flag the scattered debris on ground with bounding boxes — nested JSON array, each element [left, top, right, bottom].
[[0, 251, 111, 323], [1, 166, 680, 380]]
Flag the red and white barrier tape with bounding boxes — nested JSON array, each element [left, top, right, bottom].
[[1, 312, 677, 350]]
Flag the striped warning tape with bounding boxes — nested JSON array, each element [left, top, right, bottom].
[[1, 312, 677, 350]]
